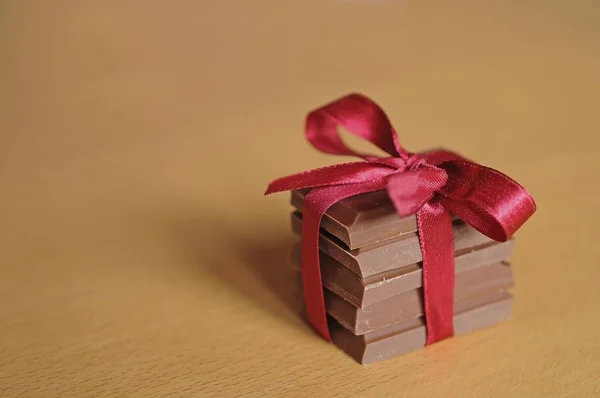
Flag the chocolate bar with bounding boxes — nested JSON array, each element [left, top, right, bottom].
[[292, 189, 417, 249], [293, 189, 467, 250], [289, 189, 517, 363], [289, 239, 514, 308], [294, 289, 513, 364], [291, 211, 500, 277], [291, 262, 514, 335], [329, 292, 513, 364]]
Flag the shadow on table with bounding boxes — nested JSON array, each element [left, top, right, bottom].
[[169, 212, 308, 331]]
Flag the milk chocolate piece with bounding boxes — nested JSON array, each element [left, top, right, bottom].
[[292, 189, 466, 250], [292, 189, 417, 249], [293, 263, 514, 335], [331, 292, 513, 364], [294, 290, 513, 364], [291, 212, 497, 278], [290, 239, 514, 308]]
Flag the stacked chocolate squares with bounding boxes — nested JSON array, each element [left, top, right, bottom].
[[288, 189, 516, 365]]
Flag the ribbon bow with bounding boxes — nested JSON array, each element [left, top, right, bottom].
[[265, 93, 536, 345]]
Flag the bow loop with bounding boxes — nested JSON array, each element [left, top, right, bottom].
[[305, 93, 405, 159], [438, 160, 536, 241]]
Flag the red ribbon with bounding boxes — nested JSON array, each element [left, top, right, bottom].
[[265, 94, 536, 345]]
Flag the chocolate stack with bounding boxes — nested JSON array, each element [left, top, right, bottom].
[[288, 189, 515, 364]]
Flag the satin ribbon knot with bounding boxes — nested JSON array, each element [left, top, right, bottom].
[[265, 93, 536, 345], [405, 153, 429, 170]]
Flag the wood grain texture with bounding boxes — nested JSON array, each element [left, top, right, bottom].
[[1, 1, 599, 396]]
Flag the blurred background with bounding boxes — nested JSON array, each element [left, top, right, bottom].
[[1, 1, 599, 396]]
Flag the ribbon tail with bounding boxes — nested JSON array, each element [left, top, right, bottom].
[[301, 181, 387, 341], [417, 199, 455, 345], [265, 162, 394, 195]]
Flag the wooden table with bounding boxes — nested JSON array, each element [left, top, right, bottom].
[[2, 1, 599, 396]]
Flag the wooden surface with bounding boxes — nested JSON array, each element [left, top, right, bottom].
[[2, 1, 600, 396]]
